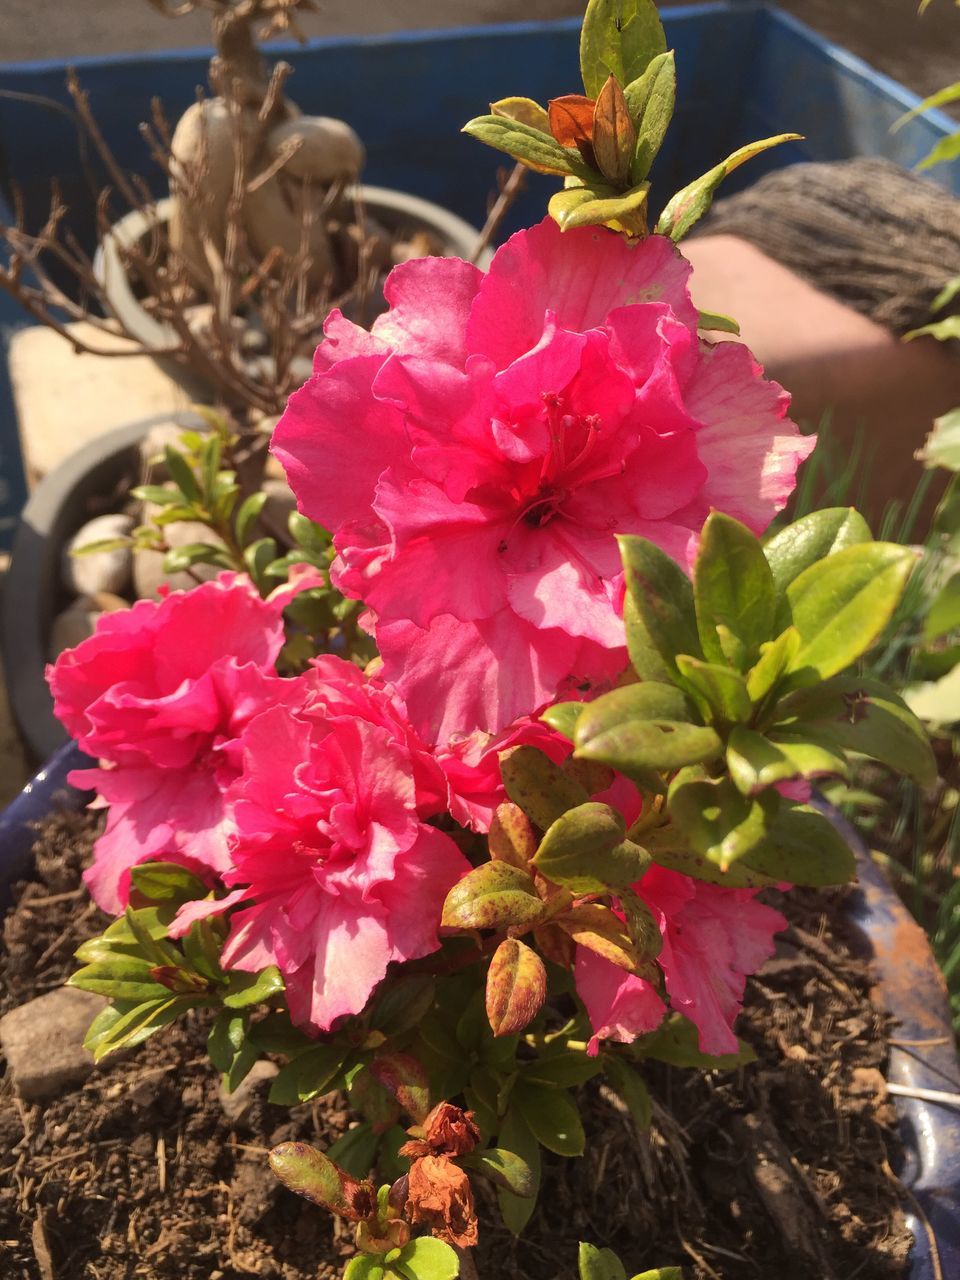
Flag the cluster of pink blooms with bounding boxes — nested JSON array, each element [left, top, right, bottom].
[[50, 218, 810, 1057]]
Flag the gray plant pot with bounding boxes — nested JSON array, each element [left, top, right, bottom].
[[1, 421, 158, 762], [93, 186, 485, 395]]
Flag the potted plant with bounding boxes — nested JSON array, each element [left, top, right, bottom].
[[1, 3, 957, 1278]]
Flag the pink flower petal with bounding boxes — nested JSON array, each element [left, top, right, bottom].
[[467, 220, 697, 369]]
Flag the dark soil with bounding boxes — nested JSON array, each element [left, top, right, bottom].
[[1, 809, 913, 1280]]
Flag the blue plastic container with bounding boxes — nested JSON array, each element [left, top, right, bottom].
[[0, 1, 956, 549], [1, 754, 959, 1276]]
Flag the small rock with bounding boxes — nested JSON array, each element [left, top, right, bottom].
[[218, 1060, 279, 1128], [0, 987, 107, 1102], [49, 592, 128, 659], [62, 513, 134, 595], [128, 1067, 170, 1109], [133, 499, 227, 599]]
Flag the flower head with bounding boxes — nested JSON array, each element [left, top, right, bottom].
[[47, 574, 295, 912], [273, 217, 812, 742], [171, 657, 469, 1032], [576, 865, 785, 1056]]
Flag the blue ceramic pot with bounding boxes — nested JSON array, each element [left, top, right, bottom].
[[1, 751, 958, 1276]]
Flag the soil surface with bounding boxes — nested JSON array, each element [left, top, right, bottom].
[[1, 809, 913, 1280]]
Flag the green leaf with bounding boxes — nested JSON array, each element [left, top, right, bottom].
[[917, 407, 960, 472], [893, 79, 960, 129], [743, 805, 856, 886], [581, 718, 722, 774], [557, 183, 651, 233], [637, 1014, 755, 1069], [486, 938, 548, 1037], [208, 1009, 247, 1073], [490, 95, 551, 132], [235, 491, 268, 546], [655, 134, 802, 241], [244, 536, 278, 587], [667, 770, 777, 871], [579, 1242, 628, 1280], [905, 663, 960, 726], [745, 628, 802, 703], [344, 1257, 384, 1280], [163, 445, 201, 502], [626, 50, 676, 182], [918, 132, 960, 173], [392, 1237, 460, 1280], [130, 484, 182, 506], [129, 861, 209, 906], [786, 542, 918, 680], [622, 593, 674, 683], [645, 839, 776, 889], [925, 575, 960, 642], [540, 701, 584, 741], [697, 309, 740, 335], [575, 682, 694, 754], [368, 975, 437, 1038], [69, 955, 171, 1003], [580, 0, 667, 99], [632, 1270, 683, 1280], [776, 677, 937, 788], [83, 995, 197, 1061], [726, 725, 849, 795], [462, 115, 586, 176], [534, 802, 649, 893], [268, 1043, 346, 1105], [618, 534, 701, 674], [325, 1122, 378, 1179], [511, 1081, 585, 1156], [675, 656, 752, 724], [694, 512, 775, 665], [522, 1050, 602, 1089], [222, 965, 284, 1009], [69, 535, 133, 556], [500, 745, 590, 831], [163, 542, 232, 574], [496, 1106, 542, 1235], [933, 275, 960, 315], [765, 507, 872, 596], [442, 860, 546, 931], [461, 1147, 536, 1197], [600, 1055, 651, 1130]]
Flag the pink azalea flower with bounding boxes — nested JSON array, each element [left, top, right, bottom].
[[47, 574, 295, 913], [440, 713, 639, 833], [576, 865, 786, 1056], [273, 217, 813, 742], [171, 656, 470, 1033]]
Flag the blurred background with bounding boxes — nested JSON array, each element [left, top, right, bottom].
[[4, 0, 959, 108]]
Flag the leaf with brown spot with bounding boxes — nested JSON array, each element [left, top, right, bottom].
[[442, 860, 546, 931], [268, 1142, 376, 1220], [489, 801, 537, 869], [592, 74, 636, 185], [486, 939, 548, 1037], [369, 1051, 431, 1123], [556, 903, 641, 972]]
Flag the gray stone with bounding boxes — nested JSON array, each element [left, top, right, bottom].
[[218, 1059, 279, 1128], [48, 592, 128, 660], [133, 498, 228, 600], [0, 987, 107, 1102], [62, 513, 134, 595]]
